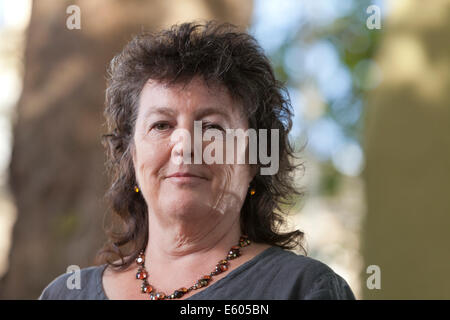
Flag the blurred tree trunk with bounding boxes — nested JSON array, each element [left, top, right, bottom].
[[1, 0, 252, 299], [362, 0, 450, 299]]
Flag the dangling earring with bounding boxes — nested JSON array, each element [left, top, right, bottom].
[[249, 187, 256, 196], [134, 186, 140, 193]]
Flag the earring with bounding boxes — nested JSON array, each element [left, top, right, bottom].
[[134, 186, 140, 193], [249, 188, 256, 196]]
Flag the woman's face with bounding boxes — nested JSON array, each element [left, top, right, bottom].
[[132, 77, 255, 224]]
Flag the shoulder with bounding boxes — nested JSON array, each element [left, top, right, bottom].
[[261, 246, 356, 300], [38, 264, 108, 300]]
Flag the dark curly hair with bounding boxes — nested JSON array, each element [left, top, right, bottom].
[[97, 20, 306, 270]]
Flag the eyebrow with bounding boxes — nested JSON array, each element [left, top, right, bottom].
[[142, 106, 231, 122], [143, 106, 176, 119], [195, 106, 231, 122]]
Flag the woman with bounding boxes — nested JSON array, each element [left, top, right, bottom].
[[39, 21, 355, 300]]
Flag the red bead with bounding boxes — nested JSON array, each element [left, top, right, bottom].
[[155, 292, 165, 300], [141, 283, 153, 293], [136, 269, 148, 280], [240, 238, 251, 247], [197, 279, 208, 287], [229, 246, 240, 257], [227, 250, 240, 259]]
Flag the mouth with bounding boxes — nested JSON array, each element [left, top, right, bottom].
[[165, 172, 208, 181]]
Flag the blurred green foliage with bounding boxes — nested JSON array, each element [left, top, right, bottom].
[[262, 0, 382, 196]]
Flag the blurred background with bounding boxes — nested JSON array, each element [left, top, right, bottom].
[[0, 0, 449, 299]]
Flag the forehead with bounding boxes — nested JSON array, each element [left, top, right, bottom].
[[138, 77, 245, 122]]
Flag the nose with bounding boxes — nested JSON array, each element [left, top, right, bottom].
[[170, 120, 203, 165]]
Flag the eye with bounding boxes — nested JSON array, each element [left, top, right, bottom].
[[203, 122, 224, 131], [152, 122, 171, 131]]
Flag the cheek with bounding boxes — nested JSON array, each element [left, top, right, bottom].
[[208, 165, 231, 192], [207, 164, 250, 215], [134, 140, 170, 184], [209, 164, 249, 197]]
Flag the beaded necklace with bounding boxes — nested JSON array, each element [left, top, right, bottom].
[[135, 235, 251, 300]]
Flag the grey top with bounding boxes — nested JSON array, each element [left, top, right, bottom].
[[38, 246, 356, 300]]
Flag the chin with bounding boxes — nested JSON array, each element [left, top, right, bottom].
[[163, 194, 217, 216]]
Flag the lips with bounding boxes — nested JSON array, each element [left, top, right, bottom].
[[166, 172, 207, 180]]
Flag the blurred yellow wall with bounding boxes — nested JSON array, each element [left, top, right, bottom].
[[362, 0, 450, 299]]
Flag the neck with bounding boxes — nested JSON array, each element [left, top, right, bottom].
[[141, 211, 242, 291], [147, 213, 241, 258]]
